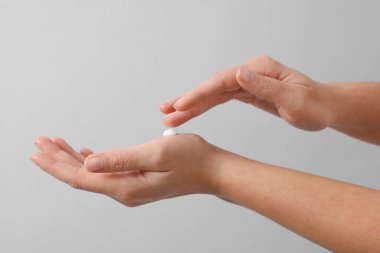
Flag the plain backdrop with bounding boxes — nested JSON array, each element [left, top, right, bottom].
[[1, 1, 379, 252]]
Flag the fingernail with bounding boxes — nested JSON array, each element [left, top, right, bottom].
[[30, 154, 38, 163], [160, 100, 170, 106], [85, 157, 104, 172], [173, 98, 185, 110], [163, 97, 177, 105], [238, 67, 253, 83]]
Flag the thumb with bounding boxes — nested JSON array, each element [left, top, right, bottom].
[[236, 66, 291, 103], [84, 146, 148, 173]]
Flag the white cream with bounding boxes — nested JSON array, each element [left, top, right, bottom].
[[162, 128, 177, 136]]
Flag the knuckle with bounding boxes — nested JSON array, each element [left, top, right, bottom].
[[247, 55, 277, 69], [127, 150, 138, 170], [110, 150, 137, 172], [194, 89, 206, 101], [113, 152, 125, 172], [259, 80, 280, 97], [212, 71, 228, 89], [257, 54, 274, 63]]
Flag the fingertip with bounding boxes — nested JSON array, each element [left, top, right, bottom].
[[30, 152, 46, 165], [163, 115, 179, 127], [172, 98, 186, 111], [80, 147, 88, 153], [84, 152, 95, 161], [159, 103, 176, 114], [173, 93, 204, 112], [80, 148, 94, 157], [159, 103, 167, 112], [160, 96, 183, 110], [236, 66, 254, 84], [30, 153, 39, 163], [84, 156, 104, 172], [34, 136, 49, 146]]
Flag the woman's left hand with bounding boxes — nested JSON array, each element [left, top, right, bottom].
[[30, 134, 223, 207]]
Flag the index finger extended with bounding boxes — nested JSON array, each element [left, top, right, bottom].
[[172, 65, 241, 111]]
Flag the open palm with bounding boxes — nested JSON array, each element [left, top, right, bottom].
[[31, 134, 220, 207], [31, 137, 159, 206]]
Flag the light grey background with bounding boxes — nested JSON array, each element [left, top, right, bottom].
[[1, 0, 379, 252]]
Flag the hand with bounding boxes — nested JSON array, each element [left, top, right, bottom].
[[161, 55, 333, 131], [30, 135, 222, 207]]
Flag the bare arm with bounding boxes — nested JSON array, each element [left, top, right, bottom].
[[326, 82, 380, 145], [31, 135, 380, 252], [215, 149, 380, 252], [161, 56, 380, 145]]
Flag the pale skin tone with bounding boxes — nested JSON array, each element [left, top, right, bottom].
[[31, 55, 380, 252]]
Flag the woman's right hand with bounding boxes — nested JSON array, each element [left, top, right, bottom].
[[161, 55, 334, 131]]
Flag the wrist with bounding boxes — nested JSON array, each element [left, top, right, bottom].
[[321, 82, 348, 129], [206, 147, 256, 202], [200, 145, 228, 195]]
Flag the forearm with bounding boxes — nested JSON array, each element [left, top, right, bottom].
[[324, 82, 380, 145], [214, 150, 380, 252]]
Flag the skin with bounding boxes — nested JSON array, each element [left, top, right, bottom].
[[31, 55, 380, 252], [161, 55, 380, 144]]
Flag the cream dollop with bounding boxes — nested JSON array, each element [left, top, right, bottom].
[[162, 128, 177, 136]]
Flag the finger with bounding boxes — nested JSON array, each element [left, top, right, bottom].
[[164, 97, 230, 127], [30, 152, 79, 186], [76, 170, 168, 205], [160, 95, 183, 114], [80, 148, 94, 158], [173, 66, 241, 111], [164, 90, 236, 127], [236, 95, 280, 116], [71, 169, 132, 195], [84, 143, 161, 173], [244, 55, 291, 80], [171, 55, 290, 113], [30, 152, 141, 197], [51, 137, 85, 163], [35, 137, 83, 167], [164, 111, 196, 127], [236, 66, 292, 103]]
